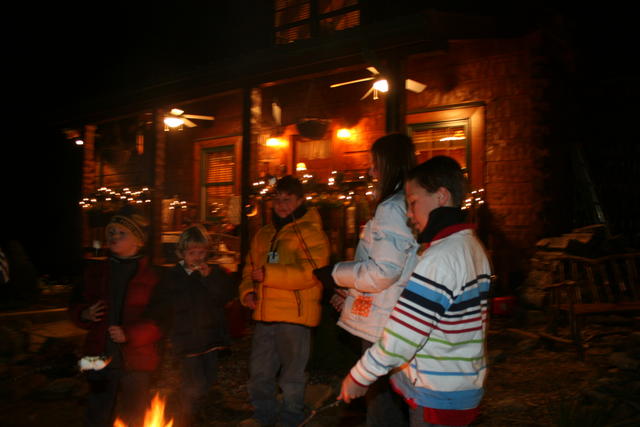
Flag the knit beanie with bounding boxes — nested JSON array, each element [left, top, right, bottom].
[[107, 206, 149, 243]]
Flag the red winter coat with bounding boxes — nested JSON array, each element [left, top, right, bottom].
[[68, 256, 162, 371]]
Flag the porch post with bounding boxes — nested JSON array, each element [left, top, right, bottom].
[[151, 109, 167, 264], [239, 87, 253, 271], [385, 56, 407, 134], [81, 124, 97, 249]]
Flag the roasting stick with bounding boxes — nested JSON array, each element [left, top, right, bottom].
[[298, 400, 341, 427]]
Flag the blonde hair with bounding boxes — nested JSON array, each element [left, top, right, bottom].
[[175, 224, 211, 258]]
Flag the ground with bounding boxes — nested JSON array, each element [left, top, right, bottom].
[[1, 296, 639, 426]]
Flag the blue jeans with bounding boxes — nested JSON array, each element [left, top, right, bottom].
[[248, 322, 310, 427]]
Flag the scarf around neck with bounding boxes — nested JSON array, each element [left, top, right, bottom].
[[417, 206, 469, 244]]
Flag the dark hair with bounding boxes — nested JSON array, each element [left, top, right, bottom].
[[371, 133, 416, 204], [275, 175, 304, 198], [407, 156, 468, 207]]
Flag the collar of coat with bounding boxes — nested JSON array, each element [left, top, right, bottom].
[[272, 204, 308, 231], [417, 207, 474, 254]]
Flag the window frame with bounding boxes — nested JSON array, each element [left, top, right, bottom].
[[194, 135, 242, 222], [406, 103, 486, 189], [273, 0, 360, 44]]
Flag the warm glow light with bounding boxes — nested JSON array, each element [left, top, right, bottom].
[[266, 137, 287, 147], [114, 393, 173, 427], [373, 79, 389, 92], [164, 117, 184, 128], [169, 108, 184, 115], [296, 162, 307, 171], [440, 130, 466, 141], [337, 128, 352, 139], [75, 139, 84, 146]]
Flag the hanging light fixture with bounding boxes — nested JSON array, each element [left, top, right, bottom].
[[337, 128, 353, 140], [164, 109, 185, 130], [163, 107, 214, 131], [266, 137, 287, 147], [64, 129, 84, 145], [164, 116, 184, 129], [372, 79, 389, 93]]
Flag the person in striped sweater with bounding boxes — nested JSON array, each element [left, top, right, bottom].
[[339, 156, 492, 427]]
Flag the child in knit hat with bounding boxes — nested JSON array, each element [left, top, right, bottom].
[[146, 224, 235, 426], [69, 206, 162, 427]]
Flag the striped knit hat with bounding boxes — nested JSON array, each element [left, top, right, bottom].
[[107, 207, 149, 243]]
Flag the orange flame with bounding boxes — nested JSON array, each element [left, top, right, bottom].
[[113, 393, 173, 427]]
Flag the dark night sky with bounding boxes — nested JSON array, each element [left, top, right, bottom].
[[3, 4, 638, 277], [5, 4, 235, 276]]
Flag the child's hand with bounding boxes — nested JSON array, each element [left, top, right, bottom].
[[243, 292, 258, 310], [338, 374, 368, 404], [194, 263, 211, 277], [330, 291, 346, 312], [82, 300, 106, 322], [251, 267, 265, 283], [108, 326, 127, 343]]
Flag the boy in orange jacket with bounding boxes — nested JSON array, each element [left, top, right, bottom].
[[238, 175, 329, 427]]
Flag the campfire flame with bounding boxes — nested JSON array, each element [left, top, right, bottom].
[[113, 393, 173, 427]]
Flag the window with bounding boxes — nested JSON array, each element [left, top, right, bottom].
[[409, 120, 469, 170], [274, 0, 360, 45], [406, 104, 485, 188], [202, 145, 235, 222]]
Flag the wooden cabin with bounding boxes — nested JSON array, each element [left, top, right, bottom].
[[60, 3, 589, 291]]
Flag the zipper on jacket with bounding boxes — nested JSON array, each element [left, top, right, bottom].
[[294, 290, 302, 317], [262, 230, 281, 320]]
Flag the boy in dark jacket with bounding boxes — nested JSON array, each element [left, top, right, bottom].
[[148, 224, 234, 426]]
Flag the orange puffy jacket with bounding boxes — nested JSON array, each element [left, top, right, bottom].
[[239, 207, 329, 327]]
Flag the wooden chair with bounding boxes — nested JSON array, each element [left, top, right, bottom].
[[542, 252, 640, 358]]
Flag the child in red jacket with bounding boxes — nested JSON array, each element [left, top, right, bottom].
[[69, 207, 162, 427]]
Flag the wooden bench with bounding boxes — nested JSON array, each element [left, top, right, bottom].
[[542, 252, 640, 358]]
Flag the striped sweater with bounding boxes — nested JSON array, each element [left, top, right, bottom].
[[350, 226, 491, 425]]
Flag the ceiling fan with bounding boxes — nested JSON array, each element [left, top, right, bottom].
[[330, 67, 427, 100], [164, 108, 215, 129]]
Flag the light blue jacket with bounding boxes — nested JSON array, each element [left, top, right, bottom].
[[333, 191, 418, 343]]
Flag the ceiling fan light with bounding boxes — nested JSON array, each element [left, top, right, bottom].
[[164, 117, 184, 128], [169, 108, 184, 116], [373, 79, 388, 93], [337, 128, 352, 139]]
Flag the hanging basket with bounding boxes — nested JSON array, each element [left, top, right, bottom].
[[296, 118, 329, 140]]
